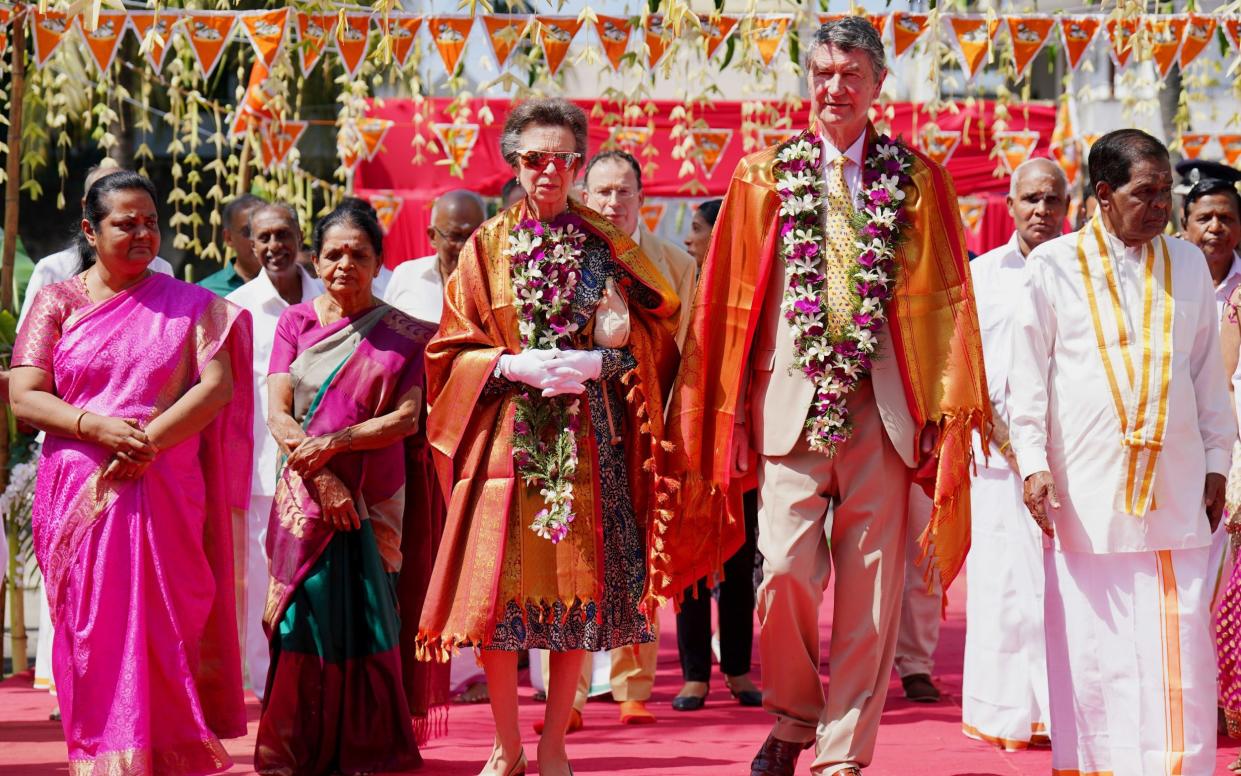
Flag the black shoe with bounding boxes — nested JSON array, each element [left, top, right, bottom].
[[671, 694, 707, 711], [901, 673, 941, 703], [731, 688, 763, 707]]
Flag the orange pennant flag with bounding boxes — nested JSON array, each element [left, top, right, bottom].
[[645, 14, 670, 68], [867, 13, 888, 38], [761, 128, 798, 148], [918, 126, 963, 167], [1059, 16, 1101, 71], [690, 128, 734, 178], [427, 16, 474, 75], [128, 12, 183, 73], [1050, 139, 1081, 187], [959, 197, 986, 234], [1219, 135, 1241, 167], [1179, 15, 1217, 69], [536, 17, 583, 76], [260, 120, 307, 167], [75, 12, 126, 74], [1106, 17, 1140, 68], [483, 15, 528, 69], [609, 126, 653, 156], [1225, 18, 1241, 53], [369, 191, 404, 233], [891, 12, 929, 57], [700, 14, 739, 61], [750, 15, 791, 67], [817, 13, 848, 27], [640, 203, 666, 233], [186, 13, 236, 78], [993, 130, 1040, 174], [31, 10, 71, 65], [382, 15, 422, 68], [357, 118, 394, 160], [1007, 17, 1056, 78], [949, 17, 998, 80], [595, 16, 631, 71], [1144, 16, 1186, 78], [241, 9, 289, 68], [229, 61, 276, 138], [336, 13, 372, 77], [296, 13, 334, 76], [432, 123, 482, 170], [1080, 133, 1101, 159], [338, 122, 363, 171], [1179, 133, 1212, 160]]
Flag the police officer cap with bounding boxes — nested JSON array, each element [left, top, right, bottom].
[[1175, 158, 1241, 195]]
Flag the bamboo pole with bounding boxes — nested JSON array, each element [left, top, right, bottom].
[[1, 8, 26, 676]]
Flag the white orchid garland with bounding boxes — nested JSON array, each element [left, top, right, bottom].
[[774, 129, 915, 457], [507, 212, 588, 543]]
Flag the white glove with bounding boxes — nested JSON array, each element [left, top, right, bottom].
[[541, 350, 604, 398], [499, 349, 560, 389]]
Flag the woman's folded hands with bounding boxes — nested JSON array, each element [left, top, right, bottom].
[[500, 348, 604, 397]]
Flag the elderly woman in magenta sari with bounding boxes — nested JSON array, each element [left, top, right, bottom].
[[10, 171, 253, 775], [254, 206, 442, 775], [416, 98, 683, 776]]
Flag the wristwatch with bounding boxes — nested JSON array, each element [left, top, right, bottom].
[[493, 356, 506, 380]]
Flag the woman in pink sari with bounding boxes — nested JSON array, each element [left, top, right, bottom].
[[10, 171, 253, 774]]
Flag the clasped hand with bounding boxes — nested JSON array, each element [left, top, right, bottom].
[[501, 348, 603, 397], [89, 415, 157, 481]]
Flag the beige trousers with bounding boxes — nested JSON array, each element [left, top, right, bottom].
[[566, 619, 660, 710], [756, 380, 911, 775], [894, 486, 941, 679]]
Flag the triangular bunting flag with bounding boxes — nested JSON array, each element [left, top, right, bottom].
[[1106, 17, 1140, 68], [1050, 139, 1081, 187], [749, 15, 790, 67], [75, 12, 126, 74], [761, 128, 798, 148], [241, 9, 289, 68], [31, 11, 71, 65], [186, 13, 236, 78], [1179, 15, 1217, 69], [296, 13, 334, 76], [382, 15, 422, 68], [127, 12, 183, 73], [1080, 133, 1101, 158], [260, 120, 307, 167], [1225, 18, 1241, 53], [338, 122, 363, 171], [948, 17, 998, 80], [700, 14, 739, 61], [229, 61, 276, 138], [357, 118, 394, 160], [868, 14, 888, 38], [609, 126, 653, 156], [918, 125, 963, 166], [645, 15, 670, 69], [640, 202, 665, 233], [690, 128, 734, 178], [369, 191, 403, 233], [1180, 133, 1212, 160], [536, 17, 583, 77], [1007, 17, 1056, 78], [1219, 135, 1241, 167], [595, 16, 631, 71], [432, 123, 481, 169], [336, 13, 372, 78], [1060, 17, 1101, 71], [1144, 16, 1186, 78], [892, 13, 929, 57], [993, 130, 1040, 174], [959, 197, 986, 234], [817, 13, 848, 27], [483, 15, 528, 69], [427, 16, 474, 75]]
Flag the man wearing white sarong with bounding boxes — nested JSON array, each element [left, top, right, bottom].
[[1011, 130, 1234, 775], [961, 158, 1067, 751], [226, 204, 322, 697]]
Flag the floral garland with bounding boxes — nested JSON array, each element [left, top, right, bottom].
[[507, 211, 588, 543], [775, 129, 915, 457]]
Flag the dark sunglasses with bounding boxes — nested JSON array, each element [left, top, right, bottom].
[[514, 150, 581, 172]]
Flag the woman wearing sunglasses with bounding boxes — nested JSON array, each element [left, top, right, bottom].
[[416, 98, 685, 776]]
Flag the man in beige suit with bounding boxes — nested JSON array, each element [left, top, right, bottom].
[[663, 18, 988, 776]]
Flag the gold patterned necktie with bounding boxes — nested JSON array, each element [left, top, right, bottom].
[[823, 154, 857, 333]]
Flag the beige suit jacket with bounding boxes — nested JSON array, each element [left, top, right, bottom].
[[747, 248, 918, 468], [637, 226, 698, 350]]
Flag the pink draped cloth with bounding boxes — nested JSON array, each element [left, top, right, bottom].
[[15, 272, 254, 776]]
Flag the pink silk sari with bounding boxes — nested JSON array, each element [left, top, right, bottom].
[[16, 273, 253, 776]]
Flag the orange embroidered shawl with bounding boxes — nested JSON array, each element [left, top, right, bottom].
[[416, 201, 682, 660], [665, 128, 991, 604]]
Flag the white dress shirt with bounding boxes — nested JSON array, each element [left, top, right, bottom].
[[226, 266, 323, 496], [1008, 227, 1235, 554], [383, 255, 444, 323], [969, 233, 1026, 475], [1215, 253, 1241, 321], [822, 131, 866, 203], [18, 247, 173, 326], [372, 265, 393, 301]]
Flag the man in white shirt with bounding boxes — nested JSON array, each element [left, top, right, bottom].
[[225, 203, 323, 697], [1011, 130, 1234, 775], [1180, 174, 1241, 320], [384, 189, 485, 324], [956, 157, 1067, 750]]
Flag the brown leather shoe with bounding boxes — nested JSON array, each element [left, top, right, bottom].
[[749, 734, 813, 776], [901, 673, 941, 703]]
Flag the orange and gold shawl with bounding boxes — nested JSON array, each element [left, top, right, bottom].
[[665, 127, 990, 603], [416, 200, 682, 660]]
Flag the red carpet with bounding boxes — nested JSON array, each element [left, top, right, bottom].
[[2, 579, 1237, 775]]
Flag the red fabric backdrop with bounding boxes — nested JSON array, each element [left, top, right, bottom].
[[357, 98, 1055, 265]]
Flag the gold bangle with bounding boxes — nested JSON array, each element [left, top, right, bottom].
[[74, 410, 88, 440]]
